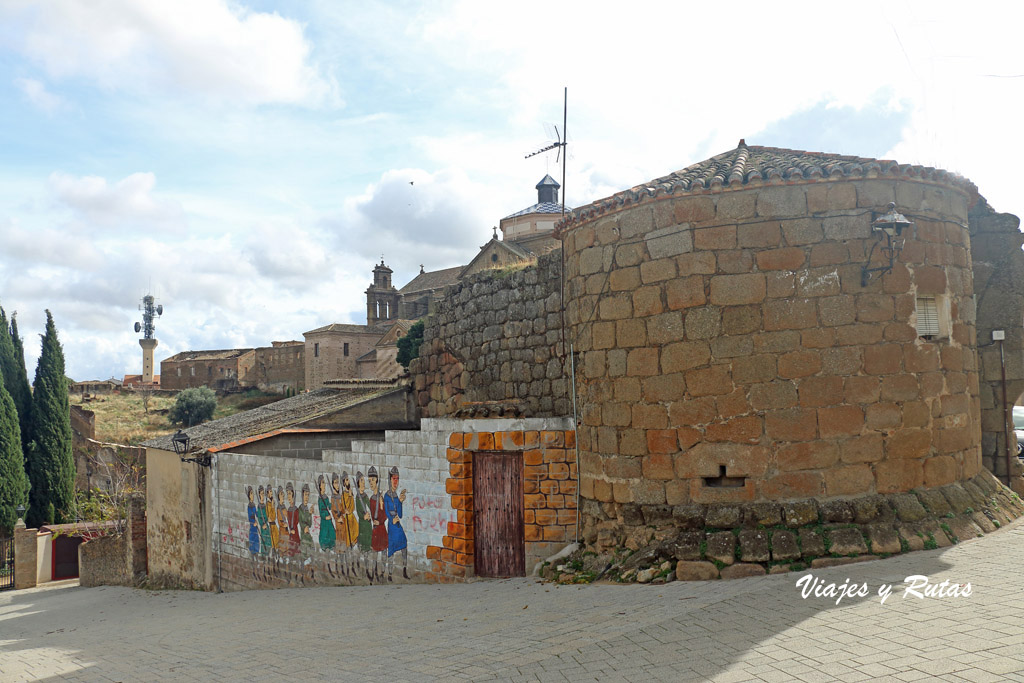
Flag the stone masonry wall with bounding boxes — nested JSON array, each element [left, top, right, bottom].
[[560, 176, 982, 539], [968, 199, 1024, 492], [412, 252, 571, 419]]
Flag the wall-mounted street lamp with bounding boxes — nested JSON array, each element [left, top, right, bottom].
[[171, 429, 211, 467], [861, 202, 914, 287]]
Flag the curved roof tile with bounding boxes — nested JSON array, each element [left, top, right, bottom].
[[556, 141, 978, 233]]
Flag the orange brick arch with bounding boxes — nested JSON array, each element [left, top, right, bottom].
[[426, 428, 577, 581]]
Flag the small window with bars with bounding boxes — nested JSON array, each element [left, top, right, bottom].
[[916, 296, 940, 339]]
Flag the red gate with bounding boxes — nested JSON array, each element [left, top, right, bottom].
[[473, 452, 525, 577]]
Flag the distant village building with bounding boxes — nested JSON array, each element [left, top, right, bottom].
[[160, 349, 256, 392]]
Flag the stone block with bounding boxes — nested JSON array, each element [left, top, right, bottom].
[[761, 472, 825, 499], [940, 483, 975, 514], [782, 500, 819, 527], [756, 247, 805, 271], [694, 225, 737, 250], [675, 560, 720, 581], [741, 502, 782, 528], [757, 186, 807, 218], [798, 529, 826, 558], [770, 530, 801, 562], [818, 499, 855, 524], [704, 505, 741, 529], [875, 460, 924, 493], [720, 563, 767, 579], [897, 525, 925, 552], [852, 495, 895, 524], [945, 515, 984, 542], [645, 226, 693, 259], [661, 531, 705, 561], [705, 531, 736, 566], [890, 493, 928, 522], [668, 504, 704, 530], [738, 529, 770, 562], [970, 511, 997, 534], [827, 527, 868, 556], [709, 273, 766, 306], [865, 524, 902, 555]]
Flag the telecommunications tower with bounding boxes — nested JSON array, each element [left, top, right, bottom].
[[134, 294, 163, 384]]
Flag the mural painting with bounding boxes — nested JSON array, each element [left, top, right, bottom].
[[239, 465, 413, 584]]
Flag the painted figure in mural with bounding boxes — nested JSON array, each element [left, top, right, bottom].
[[246, 486, 260, 556], [256, 486, 270, 556], [266, 485, 279, 557], [277, 485, 290, 558], [341, 472, 359, 549], [299, 483, 314, 561], [367, 466, 388, 582], [384, 466, 409, 581], [286, 483, 300, 558], [355, 471, 373, 579], [317, 474, 336, 552], [330, 473, 347, 577]]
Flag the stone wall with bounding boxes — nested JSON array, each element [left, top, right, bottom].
[[78, 495, 147, 588], [559, 175, 984, 540], [969, 199, 1024, 491], [412, 252, 571, 418], [226, 431, 384, 460], [253, 343, 305, 394]]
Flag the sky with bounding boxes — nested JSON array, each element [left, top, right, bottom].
[[0, 0, 1022, 381]]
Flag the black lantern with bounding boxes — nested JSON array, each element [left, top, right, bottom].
[[171, 430, 211, 467], [861, 202, 913, 287], [15, 504, 25, 521], [171, 430, 190, 456]]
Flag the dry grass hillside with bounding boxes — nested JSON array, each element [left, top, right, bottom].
[[75, 390, 282, 445]]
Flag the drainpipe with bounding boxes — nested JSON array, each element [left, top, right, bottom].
[[995, 330, 1012, 484], [570, 343, 580, 544]]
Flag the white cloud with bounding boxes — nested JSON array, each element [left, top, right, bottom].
[[13, 77, 63, 113], [332, 167, 498, 277], [4, 0, 335, 106], [49, 171, 185, 229]]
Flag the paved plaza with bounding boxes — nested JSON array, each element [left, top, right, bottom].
[[3, 521, 1024, 682]]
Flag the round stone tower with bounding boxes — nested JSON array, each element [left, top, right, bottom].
[[558, 142, 988, 542]]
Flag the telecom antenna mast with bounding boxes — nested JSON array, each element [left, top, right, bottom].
[[134, 294, 163, 385]]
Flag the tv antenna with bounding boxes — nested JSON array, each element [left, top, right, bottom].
[[135, 294, 163, 339], [524, 87, 568, 218]]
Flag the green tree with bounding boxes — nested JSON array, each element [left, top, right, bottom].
[[27, 311, 74, 527], [8, 313, 32, 453], [0, 370, 28, 533], [396, 320, 425, 370], [170, 387, 217, 426]]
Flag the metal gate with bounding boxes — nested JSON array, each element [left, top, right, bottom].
[[0, 536, 13, 591], [473, 452, 525, 578]]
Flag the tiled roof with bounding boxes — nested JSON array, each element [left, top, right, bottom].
[[163, 349, 254, 362], [536, 174, 560, 188], [303, 323, 381, 336], [398, 265, 464, 295], [141, 386, 391, 452], [503, 201, 567, 220], [558, 141, 979, 230]]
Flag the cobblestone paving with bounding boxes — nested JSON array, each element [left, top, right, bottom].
[[3, 521, 1024, 681]]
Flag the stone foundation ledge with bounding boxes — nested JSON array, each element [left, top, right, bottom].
[[546, 470, 1023, 584]]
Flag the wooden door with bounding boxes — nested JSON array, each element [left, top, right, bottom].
[[473, 452, 525, 577]]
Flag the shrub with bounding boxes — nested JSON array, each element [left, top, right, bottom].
[[396, 320, 425, 370], [170, 387, 217, 426]]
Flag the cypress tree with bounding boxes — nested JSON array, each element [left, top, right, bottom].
[[0, 369, 28, 533], [27, 311, 74, 527], [8, 313, 32, 452]]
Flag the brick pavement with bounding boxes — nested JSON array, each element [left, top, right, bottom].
[[3, 520, 1024, 682]]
